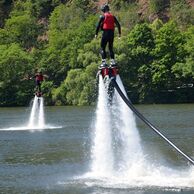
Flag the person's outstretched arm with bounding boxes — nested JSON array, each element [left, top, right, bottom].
[[114, 16, 121, 36], [95, 16, 104, 36]]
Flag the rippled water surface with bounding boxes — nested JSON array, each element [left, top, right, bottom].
[[0, 104, 194, 194]]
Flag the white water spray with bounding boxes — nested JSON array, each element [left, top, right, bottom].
[[91, 75, 114, 176], [28, 96, 38, 127], [112, 75, 144, 173], [91, 75, 144, 176], [86, 74, 194, 189], [28, 96, 45, 129], [38, 97, 45, 128], [0, 95, 62, 131]]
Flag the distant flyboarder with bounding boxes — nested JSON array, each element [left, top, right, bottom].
[[34, 71, 44, 93], [24, 70, 47, 97]]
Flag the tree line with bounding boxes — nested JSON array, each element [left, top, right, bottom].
[[0, 0, 194, 106]]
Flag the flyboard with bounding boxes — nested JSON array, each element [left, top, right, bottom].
[[97, 62, 118, 103], [97, 61, 194, 166]]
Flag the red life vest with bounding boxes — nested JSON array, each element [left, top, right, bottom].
[[35, 74, 43, 81], [102, 12, 115, 30]]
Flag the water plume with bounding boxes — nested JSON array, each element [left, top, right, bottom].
[[28, 96, 45, 129], [91, 75, 114, 176]]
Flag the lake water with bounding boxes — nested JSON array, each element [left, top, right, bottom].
[[0, 103, 194, 194]]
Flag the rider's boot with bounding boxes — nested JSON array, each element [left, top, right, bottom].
[[99, 59, 108, 69], [109, 59, 118, 78], [98, 59, 109, 79], [110, 59, 117, 67]]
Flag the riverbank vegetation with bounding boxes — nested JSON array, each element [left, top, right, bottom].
[[0, 0, 194, 106]]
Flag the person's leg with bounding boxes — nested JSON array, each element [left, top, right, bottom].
[[36, 80, 41, 92], [38, 83, 41, 92], [100, 31, 108, 61], [108, 31, 115, 60], [100, 39, 107, 60]]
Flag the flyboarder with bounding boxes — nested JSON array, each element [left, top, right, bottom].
[[22, 69, 48, 98], [25, 70, 47, 97], [34, 71, 44, 93], [95, 4, 121, 68]]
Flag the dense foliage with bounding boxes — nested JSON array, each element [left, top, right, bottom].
[[0, 0, 194, 106]]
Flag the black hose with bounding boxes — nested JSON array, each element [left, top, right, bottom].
[[111, 78, 194, 166]]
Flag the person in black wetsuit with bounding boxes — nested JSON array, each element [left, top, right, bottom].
[[34, 71, 44, 92], [95, 4, 121, 67]]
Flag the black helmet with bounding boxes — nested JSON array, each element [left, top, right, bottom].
[[101, 4, 110, 13]]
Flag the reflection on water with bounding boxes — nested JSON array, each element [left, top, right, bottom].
[[0, 105, 194, 193]]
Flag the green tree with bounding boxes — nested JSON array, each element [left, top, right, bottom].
[[41, 4, 96, 88], [172, 26, 194, 82], [4, 14, 39, 48], [127, 23, 155, 102], [52, 40, 99, 105], [39, 4, 85, 86], [152, 21, 186, 90], [63, 64, 97, 105], [0, 43, 33, 106]]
